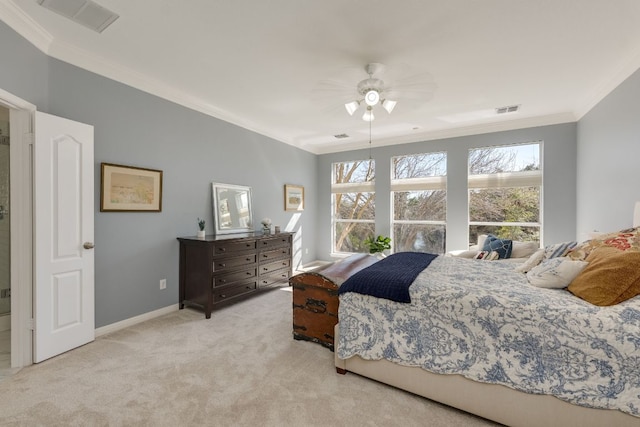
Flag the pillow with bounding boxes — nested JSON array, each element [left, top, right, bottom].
[[476, 234, 488, 249], [567, 246, 640, 306], [482, 235, 513, 259], [450, 250, 481, 259], [511, 241, 539, 259], [566, 227, 640, 261], [514, 248, 545, 273], [473, 251, 499, 261], [526, 257, 588, 289], [543, 241, 577, 260]]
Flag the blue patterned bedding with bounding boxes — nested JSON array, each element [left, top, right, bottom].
[[337, 256, 640, 417]]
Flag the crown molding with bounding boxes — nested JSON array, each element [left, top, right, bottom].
[[311, 112, 576, 155], [0, 0, 53, 53], [574, 46, 640, 120]]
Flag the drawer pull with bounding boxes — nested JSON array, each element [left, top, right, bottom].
[[220, 248, 226, 252], [221, 294, 226, 298], [281, 273, 287, 278], [219, 263, 226, 267], [282, 262, 287, 266], [220, 279, 226, 284], [246, 286, 252, 290], [246, 257, 252, 261], [263, 254, 268, 258], [262, 280, 268, 285], [246, 271, 252, 275], [263, 267, 268, 271]]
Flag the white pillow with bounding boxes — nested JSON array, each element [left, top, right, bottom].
[[514, 248, 545, 273], [511, 241, 539, 259], [526, 257, 589, 289]]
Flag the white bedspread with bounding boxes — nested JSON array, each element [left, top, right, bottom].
[[337, 256, 640, 417]]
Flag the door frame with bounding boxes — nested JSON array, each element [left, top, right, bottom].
[[1, 87, 35, 368]]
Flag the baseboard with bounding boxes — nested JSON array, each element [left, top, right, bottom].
[[95, 304, 179, 338]]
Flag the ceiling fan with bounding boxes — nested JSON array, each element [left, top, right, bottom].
[[344, 63, 397, 122]]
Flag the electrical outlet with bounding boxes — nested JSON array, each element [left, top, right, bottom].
[[159, 279, 166, 290]]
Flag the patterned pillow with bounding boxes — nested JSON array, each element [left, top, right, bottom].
[[526, 257, 588, 289], [481, 235, 513, 259], [543, 241, 577, 259], [566, 227, 640, 261], [473, 251, 500, 261]]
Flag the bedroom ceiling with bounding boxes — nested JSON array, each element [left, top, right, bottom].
[[2, 1, 640, 154]]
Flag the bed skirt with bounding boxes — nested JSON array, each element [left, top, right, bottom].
[[334, 324, 638, 427]]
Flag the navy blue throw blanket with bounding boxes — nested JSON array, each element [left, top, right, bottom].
[[338, 252, 438, 303]]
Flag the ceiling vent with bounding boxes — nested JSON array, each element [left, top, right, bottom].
[[334, 133, 350, 139], [37, 0, 119, 33], [495, 105, 520, 115]]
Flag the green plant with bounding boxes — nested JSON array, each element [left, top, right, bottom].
[[364, 235, 391, 254], [197, 218, 205, 231]]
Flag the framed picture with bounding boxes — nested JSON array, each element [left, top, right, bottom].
[[100, 163, 163, 212], [284, 184, 304, 211]]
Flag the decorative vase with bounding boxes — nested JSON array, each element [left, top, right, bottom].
[[262, 225, 271, 235], [197, 230, 205, 238]]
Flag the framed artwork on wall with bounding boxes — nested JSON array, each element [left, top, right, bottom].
[[284, 184, 304, 211], [100, 162, 163, 212]]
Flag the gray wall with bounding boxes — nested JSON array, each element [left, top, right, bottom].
[[1, 21, 318, 328], [576, 68, 640, 240], [317, 123, 578, 260]]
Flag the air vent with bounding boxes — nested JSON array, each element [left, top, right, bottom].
[[495, 105, 520, 115], [334, 133, 350, 139], [37, 0, 119, 33]]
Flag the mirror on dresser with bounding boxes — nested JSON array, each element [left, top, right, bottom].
[[211, 182, 254, 235]]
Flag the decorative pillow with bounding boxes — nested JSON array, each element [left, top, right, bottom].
[[514, 248, 545, 273], [511, 241, 539, 259], [473, 251, 499, 261], [568, 246, 640, 306], [566, 227, 640, 261], [482, 235, 513, 259], [543, 241, 577, 260], [526, 257, 588, 289]]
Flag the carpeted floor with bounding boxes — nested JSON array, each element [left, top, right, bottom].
[[0, 287, 498, 426]]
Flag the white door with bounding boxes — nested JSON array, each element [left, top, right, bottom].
[[34, 111, 94, 363]]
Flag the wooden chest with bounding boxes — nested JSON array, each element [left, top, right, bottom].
[[290, 254, 379, 351]]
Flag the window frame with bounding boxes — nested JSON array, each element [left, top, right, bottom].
[[467, 142, 543, 246], [390, 152, 448, 254]]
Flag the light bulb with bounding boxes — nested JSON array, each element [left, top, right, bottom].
[[382, 99, 397, 114], [364, 90, 380, 106], [362, 109, 374, 122], [345, 101, 359, 116]]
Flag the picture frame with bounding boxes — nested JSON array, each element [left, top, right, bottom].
[[284, 184, 304, 211], [100, 163, 163, 212]]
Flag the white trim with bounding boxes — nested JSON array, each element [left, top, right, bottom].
[[2, 88, 36, 369], [0, 1, 53, 54], [95, 304, 179, 338]]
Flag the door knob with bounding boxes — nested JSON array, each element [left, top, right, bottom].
[[83, 242, 95, 249]]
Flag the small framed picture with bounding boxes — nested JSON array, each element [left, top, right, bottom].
[[284, 184, 304, 211], [100, 163, 163, 212]]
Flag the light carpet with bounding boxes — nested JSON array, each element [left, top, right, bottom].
[[0, 287, 498, 426]]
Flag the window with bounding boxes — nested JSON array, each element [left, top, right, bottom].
[[468, 143, 542, 246], [391, 152, 447, 254], [332, 160, 375, 253]]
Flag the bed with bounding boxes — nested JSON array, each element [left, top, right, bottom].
[[334, 251, 640, 426]]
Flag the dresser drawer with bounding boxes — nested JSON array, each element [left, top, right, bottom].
[[214, 268, 257, 287], [213, 280, 257, 304], [215, 240, 256, 255], [259, 270, 291, 288], [259, 247, 291, 262], [213, 253, 256, 272], [258, 235, 292, 250], [260, 258, 291, 274]]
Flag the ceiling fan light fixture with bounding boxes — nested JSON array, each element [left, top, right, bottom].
[[362, 107, 374, 122], [364, 90, 380, 106], [345, 101, 360, 116], [382, 99, 397, 114]]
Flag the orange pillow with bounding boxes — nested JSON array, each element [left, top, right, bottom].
[[567, 246, 640, 306], [566, 227, 640, 261]]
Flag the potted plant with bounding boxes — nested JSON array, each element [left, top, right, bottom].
[[364, 235, 391, 256], [197, 218, 206, 238], [261, 217, 272, 235]]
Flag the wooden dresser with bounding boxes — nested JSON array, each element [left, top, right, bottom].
[[178, 232, 293, 318]]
